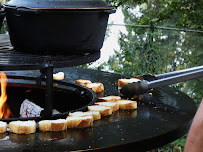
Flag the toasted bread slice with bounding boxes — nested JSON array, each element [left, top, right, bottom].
[[88, 105, 112, 116], [118, 78, 140, 89], [86, 83, 104, 93], [53, 72, 65, 80], [39, 119, 67, 132], [68, 111, 101, 121], [86, 111, 101, 120], [94, 102, 119, 112], [75, 79, 92, 87], [117, 100, 137, 110], [66, 116, 93, 128], [9, 121, 36, 134], [0, 121, 7, 133], [98, 96, 121, 102]]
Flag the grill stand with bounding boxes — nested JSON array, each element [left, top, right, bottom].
[[37, 64, 54, 119], [0, 34, 100, 120]]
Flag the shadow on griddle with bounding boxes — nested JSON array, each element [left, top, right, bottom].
[[119, 110, 137, 118], [38, 131, 69, 141], [9, 133, 36, 144], [0, 133, 7, 139], [38, 128, 93, 141], [93, 110, 137, 126], [66, 128, 92, 138]]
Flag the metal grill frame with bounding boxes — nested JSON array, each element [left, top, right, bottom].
[[0, 34, 100, 119]]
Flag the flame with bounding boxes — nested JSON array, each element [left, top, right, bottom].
[[0, 72, 12, 118]]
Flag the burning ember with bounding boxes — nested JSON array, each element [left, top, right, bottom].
[[0, 72, 12, 118]]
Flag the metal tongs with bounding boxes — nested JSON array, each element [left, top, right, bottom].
[[120, 66, 203, 98]]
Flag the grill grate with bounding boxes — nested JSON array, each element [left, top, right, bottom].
[[0, 35, 100, 71]]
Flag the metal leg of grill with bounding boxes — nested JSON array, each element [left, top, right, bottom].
[[40, 64, 53, 119]]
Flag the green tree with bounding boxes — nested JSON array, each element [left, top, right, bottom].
[[106, 0, 203, 30]]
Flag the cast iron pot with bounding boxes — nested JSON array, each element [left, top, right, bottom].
[[0, 3, 5, 30], [4, 0, 115, 54]]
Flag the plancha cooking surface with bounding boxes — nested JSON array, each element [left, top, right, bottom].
[[0, 68, 196, 152]]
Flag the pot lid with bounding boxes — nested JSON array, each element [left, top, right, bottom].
[[5, 0, 113, 10]]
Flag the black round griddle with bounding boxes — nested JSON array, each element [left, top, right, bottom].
[[0, 67, 196, 152]]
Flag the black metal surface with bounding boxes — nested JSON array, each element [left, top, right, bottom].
[[0, 67, 197, 152], [0, 34, 100, 70], [43, 65, 54, 119], [5, 0, 113, 9], [0, 75, 98, 123], [5, 3, 113, 54]]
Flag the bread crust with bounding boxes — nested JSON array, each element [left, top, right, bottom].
[[9, 121, 36, 134], [69, 111, 101, 121], [0, 121, 7, 134], [39, 119, 67, 132], [66, 116, 93, 128], [50, 122, 67, 132], [118, 78, 140, 88], [94, 102, 119, 112], [98, 96, 121, 102], [75, 79, 92, 87], [39, 121, 51, 132], [117, 100, 137, 110], [77, 118, 93, 128], [86, 83, 104, 93], [86, 111, 101, 120], [88, 105, 112, 116]]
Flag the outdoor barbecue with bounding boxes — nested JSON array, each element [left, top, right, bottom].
[[0, 0, 202, 151]]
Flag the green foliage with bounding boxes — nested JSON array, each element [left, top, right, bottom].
[[106, 0, 203, 30], [0, 19, 7, 34], [107, 28, 163, 76]]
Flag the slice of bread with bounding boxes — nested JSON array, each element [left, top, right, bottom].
[[88, 105, 112, 116], [86, 83, 104, 93], [75, 79, 92, 87], [9, 120, 36, 134], [53, 72, 65, 80], [94, 102, 119, 112], [98, 96, 121, 102], [0, 121, 7, 133], [39, 120, 51, 132], [85, 111, 101, 120], [117, 100, 137, 110], [68, 111, 101, 121], [66, 116, 93, 128], [39, 119, 67, 132], [118, 78, 140, 89]]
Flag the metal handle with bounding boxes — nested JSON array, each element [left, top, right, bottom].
[[156, 65, 203, 79], [120, 66, 203, 97], [14, 6, 40, 16], [14, 6, 116, 16], [148, 68, 203, 89]]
